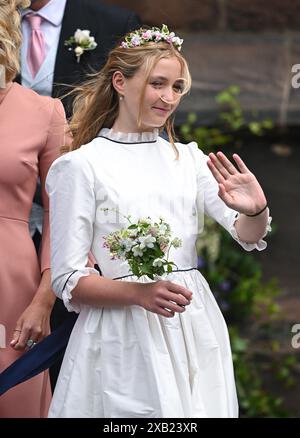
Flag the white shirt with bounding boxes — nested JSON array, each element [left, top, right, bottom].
[[21, 0, 67, 96]]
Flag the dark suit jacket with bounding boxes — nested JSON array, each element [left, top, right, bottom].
[[52, 0, 141, 114], [17, 0, 140, 112], [17, 0, 140, 206]]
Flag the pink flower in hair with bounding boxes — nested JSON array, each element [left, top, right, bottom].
[[142, 30, 152, 40]]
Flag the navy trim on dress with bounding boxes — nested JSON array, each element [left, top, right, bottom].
[[112, 267, 198, 281], [96, 135, 158, 145], [62, 270, 78, 292]]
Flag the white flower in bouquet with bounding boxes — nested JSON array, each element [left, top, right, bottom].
[[101, 209, 182, 280], [138, 234, 156, 249]]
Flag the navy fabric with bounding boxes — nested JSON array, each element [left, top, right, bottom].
[[0, 312, 77, 396]]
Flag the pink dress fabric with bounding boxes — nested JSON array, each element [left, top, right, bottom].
[[0, 82, 68, 417]]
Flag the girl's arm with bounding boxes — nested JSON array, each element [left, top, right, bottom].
[[234, 207, 269, 244], [71, 274, 192, 318]]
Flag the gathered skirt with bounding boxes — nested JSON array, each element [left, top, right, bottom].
[[48, 269, 238, 418]]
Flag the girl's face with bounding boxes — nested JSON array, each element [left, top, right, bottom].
[[115, 56, 184, 132]]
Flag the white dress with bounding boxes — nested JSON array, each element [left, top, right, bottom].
[[46, 129, 271, 418]]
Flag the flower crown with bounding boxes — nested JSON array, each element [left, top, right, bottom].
[[120, 24, 183, 51]]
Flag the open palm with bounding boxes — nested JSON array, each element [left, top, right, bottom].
[[207, 151, 267, 216]]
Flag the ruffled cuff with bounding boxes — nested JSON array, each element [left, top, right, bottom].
[[230, 210, 272, 252], [62, 267, 100, 313]]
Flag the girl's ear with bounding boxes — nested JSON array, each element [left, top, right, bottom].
[[112, 71, 125, 96]]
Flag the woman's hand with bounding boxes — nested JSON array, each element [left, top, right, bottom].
[[207, 152, 267, 216], [137, 280, 193, 318], [10, 301, 51, 351], [10, 269, 55, 351]]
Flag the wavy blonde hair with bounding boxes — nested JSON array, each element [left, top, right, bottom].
[[64, 39, 191, 159], [0, 0, 30, 83]]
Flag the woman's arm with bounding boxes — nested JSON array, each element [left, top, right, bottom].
[[11, 99, 70, 350]]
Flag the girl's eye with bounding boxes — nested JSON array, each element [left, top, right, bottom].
[[173, 84, 183, 94], [151, 82, 163, 88]]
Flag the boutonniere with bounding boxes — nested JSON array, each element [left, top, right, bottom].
[[64, 29, 97, 63]]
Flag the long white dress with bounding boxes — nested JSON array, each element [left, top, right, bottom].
[[46, 129, 271, 418]]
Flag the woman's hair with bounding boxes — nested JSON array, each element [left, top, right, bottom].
[[0, 0, 30, 83], [64, 38, 192, 159]]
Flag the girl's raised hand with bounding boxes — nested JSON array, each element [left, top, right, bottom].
[[207, 151, 267, 216]]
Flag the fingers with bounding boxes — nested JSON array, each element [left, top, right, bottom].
[[207, 152, 250, 180], [10, 328, 22, 348], [158, 307, 175, 318], [209, 152, 237, 180], [12, 326, 31, 350], [10, 326, 40, 351], [157, 298, 186, 315], [215, 152, 238, 175], [164, 281, 193, 301], [165, 291, 191, 308], [207, 155, 227, 183], [232, 153, 250, 174]]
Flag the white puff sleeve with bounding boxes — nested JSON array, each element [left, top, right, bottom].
[[46, 150, 100, 312], [188, 142, 272, 251]]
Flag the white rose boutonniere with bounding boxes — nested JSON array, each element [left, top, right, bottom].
[[64, 29, 97, 63]]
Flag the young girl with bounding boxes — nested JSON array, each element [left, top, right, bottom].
[[46, 26, 271, 418]]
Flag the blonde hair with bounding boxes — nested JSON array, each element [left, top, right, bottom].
[[65, 39, 192, 159], [0, 0, 30, 83]]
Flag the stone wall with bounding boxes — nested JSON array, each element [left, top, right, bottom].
[[109, 0, 300, 31], [107, 1, 300, 126]]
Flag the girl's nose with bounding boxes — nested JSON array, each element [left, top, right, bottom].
[[160, 87, 180, 104]]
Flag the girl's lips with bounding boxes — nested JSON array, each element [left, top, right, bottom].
[[152, 106, 170, 114]]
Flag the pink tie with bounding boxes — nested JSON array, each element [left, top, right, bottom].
[[26, 14, 46, 78]]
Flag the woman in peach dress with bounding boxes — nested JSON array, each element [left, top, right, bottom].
[[0, 0, 69, 417]]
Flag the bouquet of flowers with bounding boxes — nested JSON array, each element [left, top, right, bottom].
[[101, 210, 182, 280]]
